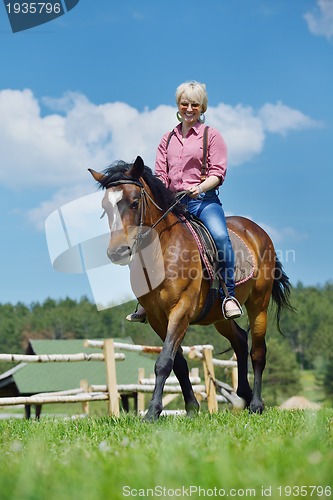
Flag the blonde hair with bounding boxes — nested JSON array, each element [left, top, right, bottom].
[[175, 81, 208, 113]]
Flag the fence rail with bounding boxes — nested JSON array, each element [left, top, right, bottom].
[[0, 353, 124, 362], [0, 339, 242, 417]]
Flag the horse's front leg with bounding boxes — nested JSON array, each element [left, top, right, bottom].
[[144, 344, 174, 421], [144, 309, 190, 421]]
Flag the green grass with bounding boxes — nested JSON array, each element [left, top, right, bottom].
[[0, 409, 332, 499]]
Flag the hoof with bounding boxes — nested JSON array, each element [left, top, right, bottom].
[[186, 403, 200, 419], [142, 414, 159, 422], [249, 399, 264, 414], [142, 403, 162, 422]]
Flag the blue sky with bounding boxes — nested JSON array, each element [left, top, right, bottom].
[[0, 0, 332, 307]]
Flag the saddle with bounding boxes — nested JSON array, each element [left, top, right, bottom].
[[181, 214, 255, 323]]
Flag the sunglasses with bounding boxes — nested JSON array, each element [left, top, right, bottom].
[[179, 101, 201, 109]]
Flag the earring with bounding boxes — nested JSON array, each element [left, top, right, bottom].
[[199, 113, 205, 124], [176, 111, 183, 122]]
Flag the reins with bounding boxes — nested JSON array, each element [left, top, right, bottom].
[[102, 179, 189, 248], [149, 190, 188, 230]]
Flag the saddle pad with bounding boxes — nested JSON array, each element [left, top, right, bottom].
[[182, 216, 255, 286], [229, 229, 255, 286]]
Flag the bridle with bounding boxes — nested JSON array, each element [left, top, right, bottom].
[[101, 178, 188, 253]]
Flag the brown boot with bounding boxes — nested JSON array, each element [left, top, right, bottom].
[[125, 312, 147, 323], [125, 305, 147, 323]]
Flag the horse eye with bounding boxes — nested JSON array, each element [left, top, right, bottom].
[[130, 200, 139, 210]]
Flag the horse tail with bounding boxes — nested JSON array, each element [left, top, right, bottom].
[[271, 256, 295, 335]]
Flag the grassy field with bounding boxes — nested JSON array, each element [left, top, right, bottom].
[[0, 408, 332, 500]]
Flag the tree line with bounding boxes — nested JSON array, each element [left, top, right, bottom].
[[0, 281, 332, 405]]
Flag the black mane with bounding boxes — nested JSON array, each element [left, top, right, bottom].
[[98, 160, 187, 217]]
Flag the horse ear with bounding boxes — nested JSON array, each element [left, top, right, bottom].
[[129, 156, 145, 179], [88, 168, 105, 183]]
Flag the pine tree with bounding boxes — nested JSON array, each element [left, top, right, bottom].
[[321, 352, 333, 404]]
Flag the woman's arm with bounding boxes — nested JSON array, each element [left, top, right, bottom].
[[155, 134, 170, 187], [188, 128, 227, 197], [187, 175, 220, 197]]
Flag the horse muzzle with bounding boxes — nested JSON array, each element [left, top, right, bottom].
[[107, 245, 133, 265]]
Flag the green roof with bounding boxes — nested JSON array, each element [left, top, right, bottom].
[[11, 338, 156, 394]]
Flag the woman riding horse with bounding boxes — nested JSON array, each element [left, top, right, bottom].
[[89, 155, 294, 419], [127, 81, 242, 323]]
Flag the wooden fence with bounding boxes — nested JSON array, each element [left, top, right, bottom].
[[0, 340, 242, 417]]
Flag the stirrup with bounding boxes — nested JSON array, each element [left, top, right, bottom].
[[222, 296, 243, 320]]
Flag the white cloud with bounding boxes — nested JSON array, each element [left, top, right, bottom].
[[224, 211, 307, 246], [258, 222, 308, 244], [259, 101, 323, 136], [304, 0, 333, 39], [207, 103, 265, 166], [0, 89, 176, 190], [0, 88, 322, 229]]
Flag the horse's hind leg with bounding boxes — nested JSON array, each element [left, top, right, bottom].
[[248, 310, 267, 413], [214, 320, 252, 407], [173, 349, 200, 417]]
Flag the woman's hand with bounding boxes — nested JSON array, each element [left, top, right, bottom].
[[187, 176, 221, 198], [187, 185, 203, 198], [188, 175, 221, 198]]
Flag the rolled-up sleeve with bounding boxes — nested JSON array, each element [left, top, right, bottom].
[[155, 132, 170, 187], [207, 128, 227, 185]]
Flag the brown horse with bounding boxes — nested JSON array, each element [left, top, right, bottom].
[[89, 156, 293, 420]]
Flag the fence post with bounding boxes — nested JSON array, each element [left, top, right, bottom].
[[202, 347, 218, 413], [104, 339, 120, 417], [80, 379, 89, 415], [231, 353, 238, 391], [137, 367, 145, 415]]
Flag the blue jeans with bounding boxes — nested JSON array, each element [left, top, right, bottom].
[[181, 190, 235, 297]]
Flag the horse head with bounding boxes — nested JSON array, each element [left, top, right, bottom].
[[89, 156, 146, 265]]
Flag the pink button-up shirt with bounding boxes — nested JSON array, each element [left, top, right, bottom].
[[155, 121, 227, 192]]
